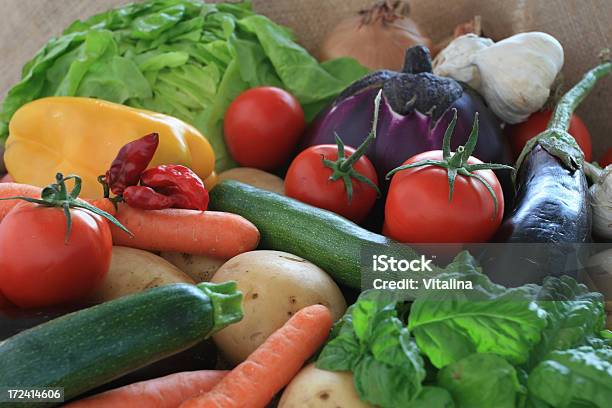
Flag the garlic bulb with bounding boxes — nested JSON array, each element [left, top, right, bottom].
[[433, 32, 564, 124], [586, 163, 612, 240], [433, 34, 493, 89]]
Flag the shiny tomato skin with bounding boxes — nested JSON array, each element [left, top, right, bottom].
[[285, 144, 378, 223], [384, 151, 504, 243], [224, 87, 305, 170], [0, 202, 112, 308], [506, 110, 592, 161]]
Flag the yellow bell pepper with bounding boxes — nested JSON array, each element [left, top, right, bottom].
[[5, 97, 215, 198]]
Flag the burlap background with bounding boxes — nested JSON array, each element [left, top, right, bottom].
[[0, 0, 610, 151]]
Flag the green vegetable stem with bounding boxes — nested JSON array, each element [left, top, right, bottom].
[[323, 90, 382, 201], [516, 52, 612, 173]]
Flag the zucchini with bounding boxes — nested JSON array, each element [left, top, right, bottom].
[[0, 282, 242, 407], [209, 180, 419, 289]]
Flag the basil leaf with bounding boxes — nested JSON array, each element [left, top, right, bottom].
[[408, 386, 455, 408], [316, 327, 360, 372], [528, 346, 612, 408], [528, 276, 606, 367], [408, 270, 548, 368], [438, 353, 523, 408]]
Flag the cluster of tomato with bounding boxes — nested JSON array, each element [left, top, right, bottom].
[[225, 86, 601, 245]]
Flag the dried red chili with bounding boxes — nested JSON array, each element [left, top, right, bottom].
[[123, 185, 175, 210], [139, 164, 209, 211], [103, 133, 159, 195]]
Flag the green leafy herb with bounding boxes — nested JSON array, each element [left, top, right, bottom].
[[527, 346, 612, 408], [408, 269, 547, 368], [438, 353, 523, 408], [527, 276, 606, 367], [0, 0, 368, 171], [317, 290, 426, 408]]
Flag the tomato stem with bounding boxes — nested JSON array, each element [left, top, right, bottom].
[[322, 90, 383, 202], [386, 109, 514, 217], [0, 173, 131, 242]]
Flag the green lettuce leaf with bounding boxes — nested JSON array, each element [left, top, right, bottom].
[[0, 0, 368, 172], [527, 346, 612, 408], [438, 353, 524, 408]]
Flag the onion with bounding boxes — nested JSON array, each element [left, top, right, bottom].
[[319, 1, 432, 71]]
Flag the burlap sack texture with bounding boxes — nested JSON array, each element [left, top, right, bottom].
[[1, 0, 610, 153]]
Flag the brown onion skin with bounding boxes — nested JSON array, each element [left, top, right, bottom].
[[319, 3, 432, 71]]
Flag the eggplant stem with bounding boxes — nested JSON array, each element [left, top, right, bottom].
[[548, 60, 612, 132]]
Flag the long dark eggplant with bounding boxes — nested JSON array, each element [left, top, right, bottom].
[[485, 145, 591, 286], [483, 58, 611, 286]]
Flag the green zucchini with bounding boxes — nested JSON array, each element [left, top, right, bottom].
[[0, 282, 242, 407], [209, 181, 419, 289]]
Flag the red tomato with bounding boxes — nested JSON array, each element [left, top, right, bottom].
[[0, 202, 112, 308], [599, 148, 612, 168], [224, 87, 305, 170], [285, 144, 378, 223], [384, 151, 504, 243], [506, 110, 592, 161]]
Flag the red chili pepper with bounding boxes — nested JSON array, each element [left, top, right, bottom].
[[123, 185, 174, 210], [104, 133, 159, 195], [140, 164, 209, 211]]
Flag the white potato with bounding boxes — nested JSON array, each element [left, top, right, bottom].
[[89, 246, 194, 302], [217, 167, 284, 194], [211, 250, 346, 364], [160, 252, 226, 282], [279, 364, 373, 408]]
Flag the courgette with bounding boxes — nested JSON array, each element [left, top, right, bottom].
[[209, 180, 420, 288], [0, 282, 242, 407]]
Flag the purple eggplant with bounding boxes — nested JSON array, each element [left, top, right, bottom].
[[300, 46, 512, 185]]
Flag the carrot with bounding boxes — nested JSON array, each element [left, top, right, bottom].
[[0, 183, 118, 220], [65, 370, 228, 408], [180, 305, 333, 408], [110, 204, 260, 258], [86, 198, 117, 217]]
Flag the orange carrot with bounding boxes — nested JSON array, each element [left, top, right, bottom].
[[0, 183, 117, 220], [65, 370, 228, 408], [110, 204, 260, 258], [86, 198, 117, 217], [180, 305, 333, 408]]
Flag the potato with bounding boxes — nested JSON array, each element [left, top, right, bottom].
[[89, 246, 194, 302], [217, 167, 284, 194], [160, 252, 226, 282], [211, 250, 346, 364], [279, 364, 373, 408]]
